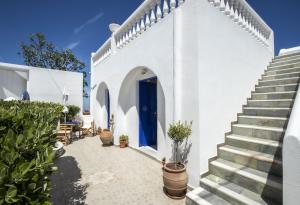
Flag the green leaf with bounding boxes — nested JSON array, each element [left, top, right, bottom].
[[5, 185, 18, 203]]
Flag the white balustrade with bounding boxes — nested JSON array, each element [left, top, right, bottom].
[[92, 0, 271, 65], [113, 0, 185, 51], [92, 38, 112, 65], [209, 0, 272, 46]]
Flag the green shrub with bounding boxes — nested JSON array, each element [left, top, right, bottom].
[[60, 105, 80, 122], [0, 100, 63, 204]]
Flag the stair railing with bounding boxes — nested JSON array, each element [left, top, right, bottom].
[[283, 81, 300, 204]]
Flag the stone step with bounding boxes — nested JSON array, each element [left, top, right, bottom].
[[218, 145, 282, 176], [262, 72, 300, 81], [237, 115, 288, 128], [268, 62, 300, 71], [186, 187, 232, 205], [208, 159, 282, 203], [199, 176, 269, 205], [232, 123, 285, 141], [265, 67, 300, 75], [255, 84, 298, 93], [251, 91, 296, 100], [226, 134, 282, 156], [274, 52, 300, 61], [243, 107, 291, 117], [247, 99, 294, 108], [270, 57, 300, 67], [258, 77, 300, 86]]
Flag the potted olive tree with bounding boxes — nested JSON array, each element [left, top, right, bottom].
[[163, 121, 192, 199]]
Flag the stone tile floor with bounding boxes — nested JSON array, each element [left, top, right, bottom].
[[51, 136, 186, 205]]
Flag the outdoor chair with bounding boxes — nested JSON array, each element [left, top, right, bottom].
[[56, 124, 74, 145], [80, 115, 95, 137]]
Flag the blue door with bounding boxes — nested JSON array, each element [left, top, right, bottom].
[[105, 89, 110, 128], [139, 77, 157, 149]]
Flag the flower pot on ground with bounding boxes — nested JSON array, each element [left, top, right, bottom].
[[99, 129, 113, 146], [163, 121, 192, 199], [119, 135, 128, 148]]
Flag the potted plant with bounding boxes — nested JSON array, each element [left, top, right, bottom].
[[163, 121, 192, 199], [119, 135, 128, 148], [97, 127, 102, 135]]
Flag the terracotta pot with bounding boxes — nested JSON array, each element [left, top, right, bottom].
[[163, 163, 188, 199], [99, 129, 113, 146], [119, 140, 127, 148]]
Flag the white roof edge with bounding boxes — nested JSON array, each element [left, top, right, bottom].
[[279, 46, 300, 56], [0, 62, 30, 72], [0, 62, 83, 76]]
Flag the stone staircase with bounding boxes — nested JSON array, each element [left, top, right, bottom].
[[186, 52, 300, 205]]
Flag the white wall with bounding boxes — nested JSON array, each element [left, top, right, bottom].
[[177, 0, 274, 184], [28, 67, 83, 111], [0, 63, 83, 112], [91, 0, 274, 188], [0, 68, 28, 99]]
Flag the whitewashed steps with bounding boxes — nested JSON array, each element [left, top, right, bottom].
[[247, 99, 294, 108], [232, 124, 284, 141], [208, 160, 282, 203], [262, 71, 300, 81], [268, 62, 300, 71], [243, 107, 291, 118], [226, 134, 282, 155], [186, 54, 300, 205], [274, 52, 300, 61], [251, 91, 296, 100], [186, 187, 232, 205], [258, 77, 300, 86], [270, 57, 300, 67], [218, 145, 282, 176], [237, 115, 288, 128], [266, 67, 300, 75], [255, 84, 298, 93]]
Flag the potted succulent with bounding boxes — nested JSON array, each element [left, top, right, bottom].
[[163, 121, 192, 199], [119, 135, 128, 148]]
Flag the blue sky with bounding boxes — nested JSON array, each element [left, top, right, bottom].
[[0, 0, 300, 110]]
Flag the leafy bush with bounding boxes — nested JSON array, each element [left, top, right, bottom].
[[60, 105, 80, 122], [0, 100, 63, 204]]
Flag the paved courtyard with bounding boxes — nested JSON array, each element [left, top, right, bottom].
[[51, 136, 186, 205]]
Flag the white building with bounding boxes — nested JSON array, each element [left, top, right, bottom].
[[91, 0, 300, 204], [0, 62, 83, 111]]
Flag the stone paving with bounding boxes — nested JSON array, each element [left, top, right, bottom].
[[51, 136, 186, 205]]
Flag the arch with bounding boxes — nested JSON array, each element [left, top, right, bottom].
[[96, 82, 110, 129], [117, 67, 166, 151]]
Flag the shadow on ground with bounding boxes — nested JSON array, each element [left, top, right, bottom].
[[51, 156, 88, 205]]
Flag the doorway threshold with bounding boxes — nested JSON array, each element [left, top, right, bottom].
[[138, 146, 160, 162]]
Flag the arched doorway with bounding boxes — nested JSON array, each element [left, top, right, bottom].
[[117, 67, 165, 151], [96, 82, 110, 129]]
